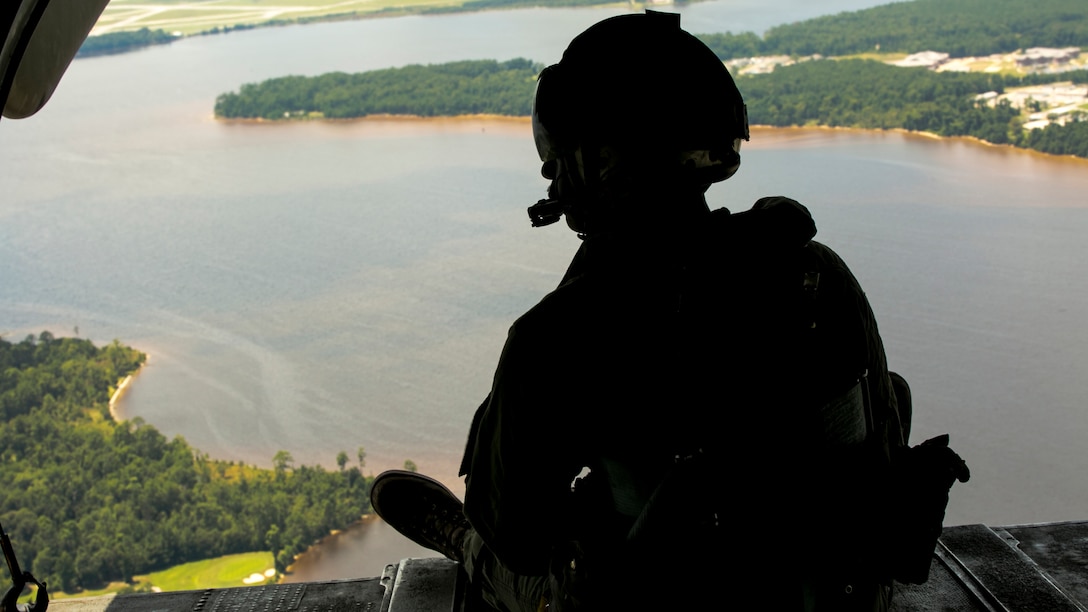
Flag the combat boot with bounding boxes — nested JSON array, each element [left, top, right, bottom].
[[369, 470, 470, 563]]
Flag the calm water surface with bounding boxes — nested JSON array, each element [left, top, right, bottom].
[[3, 1, 1088, 580]]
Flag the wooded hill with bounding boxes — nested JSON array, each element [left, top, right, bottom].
[[0, 334, 372, 593], [742, 61, 1088, 158], [698, 0, 1087, 60]]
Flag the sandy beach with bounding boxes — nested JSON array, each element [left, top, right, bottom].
[[108, 354, 149, 422]]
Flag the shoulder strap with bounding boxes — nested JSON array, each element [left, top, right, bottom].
[[624, 449, 714, 548]]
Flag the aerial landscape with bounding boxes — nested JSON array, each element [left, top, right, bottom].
[[89, 0, 1088, 156], [2, 0, 1088, 603]]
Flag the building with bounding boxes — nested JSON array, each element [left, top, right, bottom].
[[893, 51, 950, 69]]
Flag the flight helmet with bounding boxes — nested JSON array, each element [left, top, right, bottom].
[[531, 11, 749, 208]]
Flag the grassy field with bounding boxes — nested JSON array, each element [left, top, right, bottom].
[[36, 551, 276, 601], [93, 0, 491, 36], [138, 551, 276, 592]]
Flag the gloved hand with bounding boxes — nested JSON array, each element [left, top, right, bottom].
[[915, 433, 971, 487], [889, 434, 970, 584]]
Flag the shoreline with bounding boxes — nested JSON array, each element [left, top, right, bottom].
[[754, 124, 1088, 163], [218, 113, 1088, 162], [217, 113, 532, 125], [279, 515, 373, 582], [109, 354, 149, 422], [278, 513, 438, 583]]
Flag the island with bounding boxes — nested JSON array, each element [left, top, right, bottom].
[[212, 0, 1088, 159], [214, 59, 540, 120]]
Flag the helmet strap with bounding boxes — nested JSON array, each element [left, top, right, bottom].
[[568, 141, 614, 236]]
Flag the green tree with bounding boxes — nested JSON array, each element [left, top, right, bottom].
[[0, 333, 374, 591], [273, 450, 294, 473]]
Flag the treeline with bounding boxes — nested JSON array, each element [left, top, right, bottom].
[[1021, 120, 1088, 158], [77, 28, 177, 58], [741, 59, 1088, 158], [214, 58, 540, 120], [697, 0, 1088, 60], [0, 333, 372, 592], [216, 54, 1088, 159]]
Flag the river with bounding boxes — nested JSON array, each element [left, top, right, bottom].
[[3, 1, 1088, 582]]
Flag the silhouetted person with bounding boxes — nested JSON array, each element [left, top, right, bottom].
[[371, 11, 966, 611]]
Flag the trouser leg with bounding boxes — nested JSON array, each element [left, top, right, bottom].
[[802, 578, 892, 612], [462, 529, 547, 612]]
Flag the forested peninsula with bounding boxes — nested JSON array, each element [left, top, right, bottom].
[[0, 333, 373, 593], [697, 0, 1086, 60], [214, 0, 1088, 159], [77, 28, 179, 58]]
